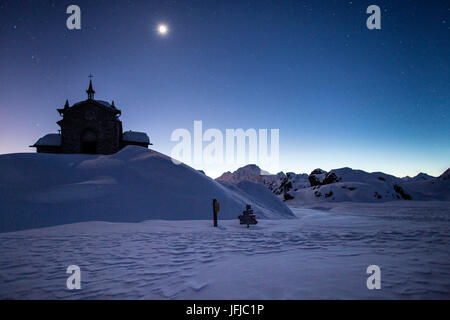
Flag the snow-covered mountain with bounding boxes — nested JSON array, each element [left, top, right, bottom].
[[291, 168, 413, 204], [270, 172, 309, 200], [0, 147, 293, 232], [216, 165, 450, 204], [402, 172, 435, 182], [216, 164, 274, 184], [217, 166, 308, 195]]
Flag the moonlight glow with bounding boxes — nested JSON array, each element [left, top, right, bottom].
[[158, 24, 168, 35]]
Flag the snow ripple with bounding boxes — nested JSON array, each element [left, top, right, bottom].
[[0, 203, 449, 299]]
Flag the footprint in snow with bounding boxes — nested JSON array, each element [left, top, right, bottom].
[[187, 280, 208, 291]]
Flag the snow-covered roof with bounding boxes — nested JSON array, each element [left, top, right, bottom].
[[122, 131, 149, 144], [96, 100, 114, 108], [70, 99, 117, 110], [33, 134, 61, 146]]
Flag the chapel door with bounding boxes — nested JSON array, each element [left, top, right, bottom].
[[81, 130, 97, 154]]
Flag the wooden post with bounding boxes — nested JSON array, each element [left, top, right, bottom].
[[213, 199, 220, 227]]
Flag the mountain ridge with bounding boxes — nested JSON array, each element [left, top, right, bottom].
[[216, 164, 450, 203]]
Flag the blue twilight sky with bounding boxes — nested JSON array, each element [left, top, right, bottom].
[[0, 0, 449, 178]]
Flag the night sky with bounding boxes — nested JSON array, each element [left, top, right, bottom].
[[0, 0, 448, 178]]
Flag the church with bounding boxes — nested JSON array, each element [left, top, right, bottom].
[[31, 79, 151, 154]]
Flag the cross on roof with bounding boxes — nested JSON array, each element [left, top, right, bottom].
[[86, 74, 95, 99]]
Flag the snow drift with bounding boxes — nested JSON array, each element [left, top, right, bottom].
[[0, 146, 293, 232]]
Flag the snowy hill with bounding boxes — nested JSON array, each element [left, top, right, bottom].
[[438, 168, 450, 181], [217, 165, 450, 204], [218, 180, 293, 217], [0, 147, 293, 232]]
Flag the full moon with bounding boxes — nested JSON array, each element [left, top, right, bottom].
[[158, 24, 168, 35]]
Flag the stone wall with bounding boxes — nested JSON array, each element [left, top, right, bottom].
[[59, 102, 122, 154]]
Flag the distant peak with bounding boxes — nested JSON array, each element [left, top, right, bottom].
[[438, 168, 450, 180]]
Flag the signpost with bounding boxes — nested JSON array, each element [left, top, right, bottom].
[[213, 199, 220, 227]]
